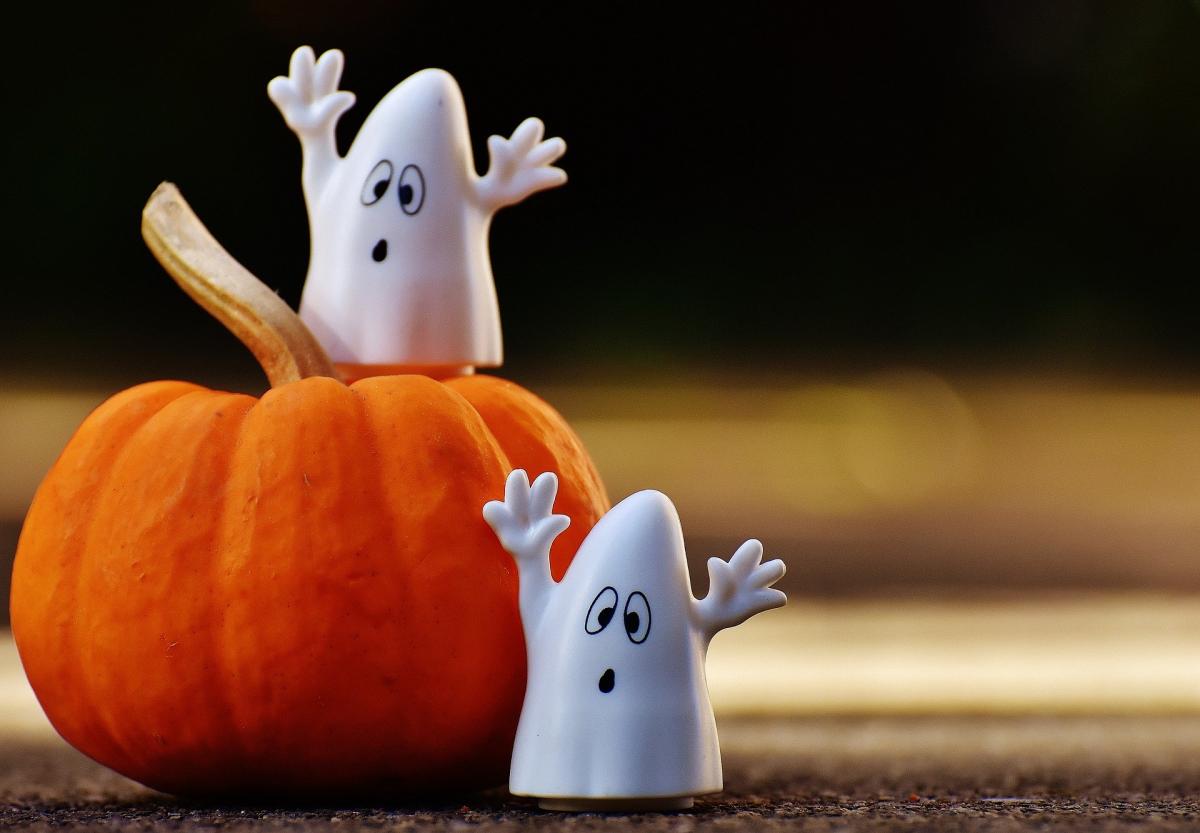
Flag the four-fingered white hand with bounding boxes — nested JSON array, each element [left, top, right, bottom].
[[484, 469, 569, 626], [268, 46, 355, 138], [475, 117, 567, 212], [484, 469, 571, 563], [693, 540, 787, 641], [268, 46, 355, 198]]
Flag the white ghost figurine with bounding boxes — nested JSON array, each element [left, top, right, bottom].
[[484, 469, 787, 811], [268, 46, 567, 372]]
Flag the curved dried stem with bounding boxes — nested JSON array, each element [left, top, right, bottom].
[[141, 182, 340, 388]]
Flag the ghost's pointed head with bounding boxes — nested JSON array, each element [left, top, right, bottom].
[[340, 68, 475, 268], [571, 490, 690, 605], [550, 490, 696, 697], [300, 66, 501, 367]]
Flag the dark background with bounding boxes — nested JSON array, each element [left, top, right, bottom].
[[5, 1, 1200, 388]]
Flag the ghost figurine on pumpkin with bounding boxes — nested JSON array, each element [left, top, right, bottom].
[[484, 469, 787, 811], [268, 45, 566, 374]]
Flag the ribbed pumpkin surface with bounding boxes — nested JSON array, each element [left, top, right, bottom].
[[11, 373, 607, 797]]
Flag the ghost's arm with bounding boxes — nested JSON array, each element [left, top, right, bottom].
[[267, 46, 355, 203], [691, 540, 787, 643], [483, 469, 569, 627], [474, 117, 567, 213]]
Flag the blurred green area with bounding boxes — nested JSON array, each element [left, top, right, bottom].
[[4, 2, 1200, 386]]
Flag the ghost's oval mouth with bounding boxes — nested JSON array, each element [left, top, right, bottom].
[[371, 239, 388, 262], [598, 668, 615, 694]]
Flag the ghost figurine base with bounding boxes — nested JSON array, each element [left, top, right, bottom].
[[537, 796, 695, 812], [483, 469, 788, 812], [333, 362, 475, 384]]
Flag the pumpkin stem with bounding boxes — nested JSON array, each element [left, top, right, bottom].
[[141, 182, 341, 388]]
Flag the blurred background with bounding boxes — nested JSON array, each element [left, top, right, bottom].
[[3, 0, 1200, 728]]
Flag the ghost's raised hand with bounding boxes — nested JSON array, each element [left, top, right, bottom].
[[692, 540, 786, 641], [484, 469, 570, 560], [268, 46, 354, 135], [267, 46, 355, 198], [484, 469, 570, 622], [475, 117, 567, 212]]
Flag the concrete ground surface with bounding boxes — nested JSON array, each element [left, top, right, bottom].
[[3, 716, 1199, 831]]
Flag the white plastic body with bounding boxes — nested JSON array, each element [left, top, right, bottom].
[[483, 471, 787, 810], [268, 47, 566, 368]]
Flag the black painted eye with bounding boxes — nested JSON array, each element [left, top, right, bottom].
[[360, 160, 394, 205], [624, 591, 651, 644], [398, 164, 425, 215], [585, 586, 618, 635]]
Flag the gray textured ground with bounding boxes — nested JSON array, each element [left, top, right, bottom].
[[3, 717, 1198, 831]]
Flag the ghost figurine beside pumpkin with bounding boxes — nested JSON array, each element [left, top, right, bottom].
[[484, 469, 787, 811], [11, 46, 606, 798], [266, 45, 568, 378]]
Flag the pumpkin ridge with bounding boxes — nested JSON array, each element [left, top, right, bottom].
[[12, 382, 200, 764], [212, 385, 277, 780], [140, 389, 256, 793], [45, 384, 207, 771], [346, 380, 403, 586], [73, 388, 245, 781], [215, 376, 390, 789], [350, 375, 520, 787], [204, 391, 259, 784], [340, 380, 408, 779]]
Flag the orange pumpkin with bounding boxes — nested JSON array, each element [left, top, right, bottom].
[[10, 185, 608, 797]]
